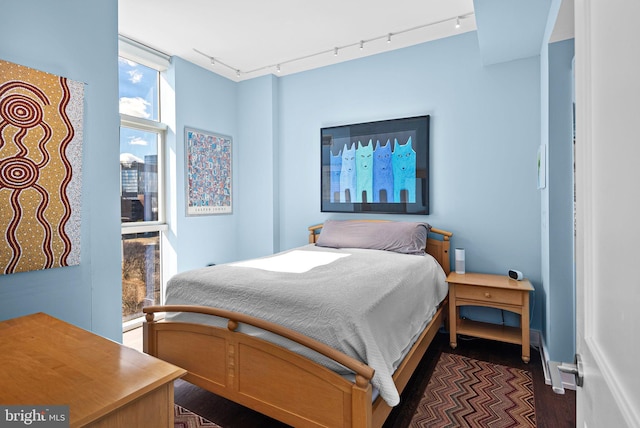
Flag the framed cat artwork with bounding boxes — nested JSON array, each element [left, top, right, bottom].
[[320, 115, 430, 214]]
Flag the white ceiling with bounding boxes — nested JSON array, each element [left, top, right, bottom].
[[118, 0, 573, 82]]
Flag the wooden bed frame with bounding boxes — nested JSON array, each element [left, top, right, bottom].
[[143, 223, 452, 428]]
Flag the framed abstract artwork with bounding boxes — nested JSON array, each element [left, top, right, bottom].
[[185, 127, 232, 215], [321, 115, 430, 215]]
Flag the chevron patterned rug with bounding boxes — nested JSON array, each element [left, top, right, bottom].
[[410, 353, 536, 427], [174, 404, 222, 428]]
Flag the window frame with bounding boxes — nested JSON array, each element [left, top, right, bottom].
[[120, 113, 167, 233], [118, 51, 168, 331]]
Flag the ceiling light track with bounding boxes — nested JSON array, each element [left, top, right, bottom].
[[194, 11, 473, 79], [192, 48, 239, 75]]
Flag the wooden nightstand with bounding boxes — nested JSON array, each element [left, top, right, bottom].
[[447, 272, 534, 363]]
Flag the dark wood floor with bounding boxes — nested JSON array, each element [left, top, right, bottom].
[[173, 331, 576, 428]]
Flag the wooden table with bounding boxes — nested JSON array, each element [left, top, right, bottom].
[[447, 272, 534, 362], [0, 313, 186, 427]]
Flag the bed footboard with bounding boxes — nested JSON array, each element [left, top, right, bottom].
[[143, 305, 374, 428], [144, 299, 447, 428]]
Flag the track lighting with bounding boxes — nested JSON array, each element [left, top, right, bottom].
[[192, 11, 473, 79]]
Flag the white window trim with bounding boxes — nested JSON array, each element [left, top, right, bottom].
[[120, 113, 167, 132], [122, 223, 168, 235], [118, 34, 171, 72], [120, 114, 167, 226], [119, 52, 168, 328]]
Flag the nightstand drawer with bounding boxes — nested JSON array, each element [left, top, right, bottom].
[[455, 284, 523, 306]]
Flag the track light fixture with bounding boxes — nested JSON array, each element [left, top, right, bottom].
[[193, 11, 473, 79]]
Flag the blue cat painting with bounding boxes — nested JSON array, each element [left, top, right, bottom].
[[373, 139, 394, 203], [329, 149, 342, 202], [340, 143, 356, 202], [392, 136, 417, 203], [355, 140, 373, 203]]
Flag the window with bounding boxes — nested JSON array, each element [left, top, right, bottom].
[[118, 57, 159, 121], [118, 56, 166, 329], [120, 127, 160, 223]]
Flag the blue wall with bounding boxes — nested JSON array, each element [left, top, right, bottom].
[[236, 75, 280, 259], [167, 57, 239, 272], [0, 1, 576, 358], [267, 31, 544, 329], [546, 39, 576, 362], [0, 0, 122, 341]]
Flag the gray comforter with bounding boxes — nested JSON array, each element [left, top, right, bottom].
[[165, 244, 447, 406]]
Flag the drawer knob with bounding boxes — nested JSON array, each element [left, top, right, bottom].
[[484, 292, 491, 298]]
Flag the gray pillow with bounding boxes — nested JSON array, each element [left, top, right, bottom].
[[315, 220, 430, 255]]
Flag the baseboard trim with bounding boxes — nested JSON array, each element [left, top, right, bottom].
[[531, 328, 576, 392]]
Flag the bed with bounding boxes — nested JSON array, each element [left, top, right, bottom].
[[143, 220, 452, 428]]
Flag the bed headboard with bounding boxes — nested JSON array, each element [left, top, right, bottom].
[[307, 221, 452, 275]]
